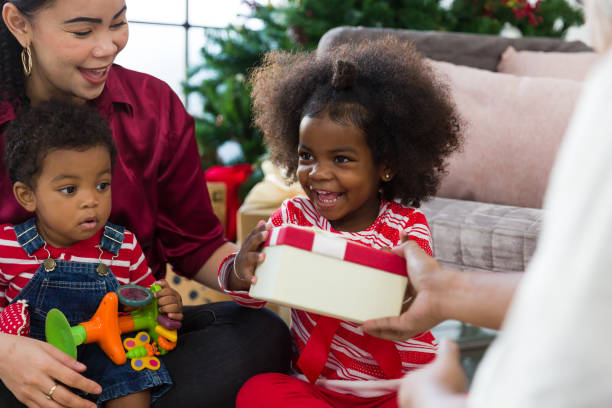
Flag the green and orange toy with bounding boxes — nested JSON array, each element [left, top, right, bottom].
[[45, 284, 179, 366]]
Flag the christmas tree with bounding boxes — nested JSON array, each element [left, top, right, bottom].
[[187, 0, 583, 190]]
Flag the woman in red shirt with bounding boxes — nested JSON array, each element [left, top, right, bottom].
[[0, 1, 291, 407]]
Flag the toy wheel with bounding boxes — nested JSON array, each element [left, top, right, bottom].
[[45, 309, 77, 359], [116, 285, 153, 308]]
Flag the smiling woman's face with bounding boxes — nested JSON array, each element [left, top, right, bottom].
[[22, 0, 129, 104]]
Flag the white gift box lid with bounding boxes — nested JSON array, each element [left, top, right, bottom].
[[249, 225, 408, 323]]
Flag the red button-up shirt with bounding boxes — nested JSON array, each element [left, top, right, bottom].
[[0, 64, 226, 279]]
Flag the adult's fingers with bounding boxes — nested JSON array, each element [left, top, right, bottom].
[[397, 339, 467, 408], [42, 343, 102, 396], [35, 382, 96, 408], [432, 339, 467, 393], [17, 376, 97, 408], [361, 315, 415, 341]]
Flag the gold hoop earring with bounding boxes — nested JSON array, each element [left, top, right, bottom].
[[21, 45, 32, 77]]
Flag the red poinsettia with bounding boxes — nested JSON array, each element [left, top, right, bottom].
[[506, 0, 545, 26]]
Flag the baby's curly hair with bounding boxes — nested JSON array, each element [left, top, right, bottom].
[[4, 100, 116, 188], [250, 36, 462, 206]]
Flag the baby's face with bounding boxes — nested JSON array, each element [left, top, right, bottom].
[[31, 146, 112, 248], [297, 114, 385, 232]]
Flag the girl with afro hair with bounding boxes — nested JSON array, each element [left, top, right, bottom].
[[217, 37, 463, 407]]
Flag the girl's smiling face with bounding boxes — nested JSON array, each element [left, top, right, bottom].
[[297, 113, 388, 232]]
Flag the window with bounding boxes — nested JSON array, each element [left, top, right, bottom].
[[115, 0, 255, 113]]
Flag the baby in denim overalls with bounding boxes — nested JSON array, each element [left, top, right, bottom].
[[0, 101, 184, 407]]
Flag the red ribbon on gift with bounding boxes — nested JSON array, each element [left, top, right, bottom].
[[297, 314, 402, 384]]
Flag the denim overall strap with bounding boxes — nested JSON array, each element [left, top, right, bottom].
[[100, 222, 125, 255], [13, 218, 45, 256]]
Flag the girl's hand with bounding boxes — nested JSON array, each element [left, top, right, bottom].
[[229, 221, 271, 291], [0, 333, 101, 408], [154, 279, 184, 321]]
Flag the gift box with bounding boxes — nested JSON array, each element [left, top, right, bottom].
[[205, 164, 253, 241], [206, 182, 227, 235], [249, 226, 408, 323], [237, 205, 275, 246]]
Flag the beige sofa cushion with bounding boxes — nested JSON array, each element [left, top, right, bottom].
[[429, 60, 583, 209], [497, 46, 599, 81]]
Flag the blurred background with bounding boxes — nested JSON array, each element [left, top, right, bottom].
[[117, 0, 587, 174]]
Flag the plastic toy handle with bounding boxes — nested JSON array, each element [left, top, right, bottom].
[[155, 325, 177, 343], [157, 315, 182, 330]]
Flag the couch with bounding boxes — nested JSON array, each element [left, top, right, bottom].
[[236, 27, 594, 378]]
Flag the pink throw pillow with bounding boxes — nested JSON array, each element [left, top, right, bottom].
[[429, 60, 583, 209], [497, 46, 599, 81]]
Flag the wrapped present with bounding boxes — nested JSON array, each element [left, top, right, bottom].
[[249, 226, 408, 323], [206, 182, 227, 237], [205, 164, 253, 241]]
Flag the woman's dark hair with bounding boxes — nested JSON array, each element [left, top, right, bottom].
[[250, 36, 463, 207], [0, 0, 54, 106], [4, 99, 116, 187]]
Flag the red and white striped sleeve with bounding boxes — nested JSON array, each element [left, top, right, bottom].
[[0, 225, 23, 311], [405, 210, 433, 256], [127, 232, 155, 288], [217, 253, 267, 308], [269, 204, 286, 227]]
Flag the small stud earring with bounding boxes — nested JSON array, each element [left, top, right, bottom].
[[384, 172, 391, 181]]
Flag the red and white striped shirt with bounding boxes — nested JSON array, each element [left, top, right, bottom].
[[219, 197, 437, 390], [0, 223, 155, 311]]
